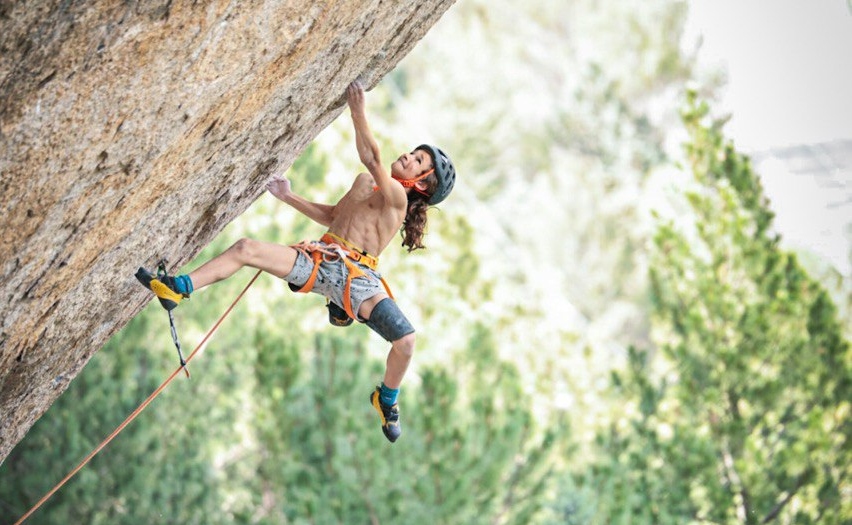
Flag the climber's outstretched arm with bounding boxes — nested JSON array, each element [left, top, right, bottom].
[[267, 175, 335, 227], [346, 81, 402, 207]]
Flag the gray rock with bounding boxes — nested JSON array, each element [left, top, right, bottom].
[[0, 0, 455, 463]]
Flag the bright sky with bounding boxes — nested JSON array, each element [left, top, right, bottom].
[[685, 0, 852, 151], [685, 0, 852, 276]]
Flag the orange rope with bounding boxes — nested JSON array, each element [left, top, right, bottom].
[[14, 269, 262, 525]]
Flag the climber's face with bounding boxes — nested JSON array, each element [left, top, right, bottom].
[[390, 149, 434, 181]]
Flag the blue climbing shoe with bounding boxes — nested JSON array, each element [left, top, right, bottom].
[[370, 387, 401, 442]]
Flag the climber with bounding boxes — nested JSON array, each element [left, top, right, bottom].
[[136, 80, 456, 443]]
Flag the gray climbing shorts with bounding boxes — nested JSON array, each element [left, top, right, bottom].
[[284, 250, 385, 321]]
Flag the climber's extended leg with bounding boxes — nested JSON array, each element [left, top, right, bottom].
[[189, 238, 299, 289], [137, 238, 299, 310]]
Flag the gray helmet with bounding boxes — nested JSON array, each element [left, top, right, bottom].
[[415, 144, 456, 205]]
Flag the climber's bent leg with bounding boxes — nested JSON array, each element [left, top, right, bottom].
[[362, 296, 415, 443], [383, 331, 416, 389], [360, 295, 416, 387], [367, 328, 415, 443], [190, 238, 299, 290]]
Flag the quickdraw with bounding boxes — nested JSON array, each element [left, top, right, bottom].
[[156, 260, 190, 378], [290, 232, 393, 321]]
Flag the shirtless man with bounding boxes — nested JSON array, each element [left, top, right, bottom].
[[137, 81, 456, 442]]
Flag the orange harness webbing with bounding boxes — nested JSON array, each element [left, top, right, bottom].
[[291, 233, 393, 320]]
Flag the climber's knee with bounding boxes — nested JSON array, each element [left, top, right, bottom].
[[391, 332, 416, 358], [231, 238, 258, 263]]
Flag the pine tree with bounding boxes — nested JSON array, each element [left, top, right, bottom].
[[575, 92, 851, 523]]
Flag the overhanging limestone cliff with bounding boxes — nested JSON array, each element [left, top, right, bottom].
[[0, 0, 455, 463]]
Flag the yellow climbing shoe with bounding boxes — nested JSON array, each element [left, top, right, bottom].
[[370, 387, 401, 443], [135, 267, 188, 311]]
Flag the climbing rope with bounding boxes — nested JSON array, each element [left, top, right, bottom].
[[13, 269, 262, 525]]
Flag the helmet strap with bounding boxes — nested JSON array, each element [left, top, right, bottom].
[[392, 168, 434, 189]]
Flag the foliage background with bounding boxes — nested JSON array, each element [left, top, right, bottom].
[[2, 1, 849, 523]]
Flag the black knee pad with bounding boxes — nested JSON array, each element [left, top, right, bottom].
[[366, 298, 415, 342]]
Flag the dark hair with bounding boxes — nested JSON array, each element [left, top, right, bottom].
[[400, 173, 437, 252]]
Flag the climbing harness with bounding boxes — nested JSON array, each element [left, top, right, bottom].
[[321, 231, 380, 269], [12, 269, 262, 525], [290, 232, 393, 322]]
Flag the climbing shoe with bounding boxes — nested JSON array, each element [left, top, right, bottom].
[[327, 301, 353, 327], [370, 386, 401, 442], [135, 267, 188, 311]]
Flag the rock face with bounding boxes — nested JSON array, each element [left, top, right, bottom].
[[0, 0, 455, 463]]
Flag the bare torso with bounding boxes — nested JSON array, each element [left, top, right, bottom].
[[327, 172, 406, 256]]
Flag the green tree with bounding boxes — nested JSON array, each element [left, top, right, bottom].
[[246, 323, 562, 524], [574, 93, 851, 523], [0, 309, 237, 525]]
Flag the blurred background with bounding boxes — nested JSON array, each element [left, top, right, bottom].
[[2, 1, 849, 523]]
